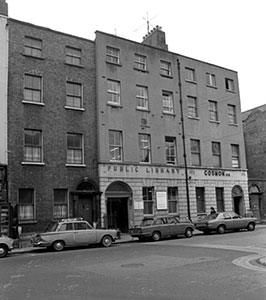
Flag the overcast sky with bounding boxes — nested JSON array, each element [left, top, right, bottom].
[[6, 0, 266, 112]]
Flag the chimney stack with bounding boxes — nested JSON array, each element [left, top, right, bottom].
[[0, 0, 8, 16], [142, 25, 168, 51]]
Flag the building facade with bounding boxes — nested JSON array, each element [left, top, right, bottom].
[[7, 17, 99, 232], [95, 28, 249, 231], [2, 0, 249, 233], [242, 105, 266, 221]]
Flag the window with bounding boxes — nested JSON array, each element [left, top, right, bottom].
[[196, 187, 205, 214], [18, 188, 34, 221], [24, 74, 42, 103], [209, 100, 218, 121], [66, 82, 82, 108], [106, 46, 120, 64], [168, 187, 178, 214], [65, 46, 81, 65], [138, 134, 151, 163], [228, 104, 237, 124], [191, 139, 201, 166], [54, 189, 67, 218], [24, 37, 42, 57], [188, 96, 198, 118], [162, 91, 174, 114], [216, 187, 224, 212], [225, 78, 235, 92], [136, 85, 149, 110], [165, 137, 177, 165], [212, 142, 221, 167], [109, 130, 123, 161], [185, 67, 196, 82], [160, 61, 172, 76], [67, 133, 83, 164], [206, 73, 216, 87], [134, 54, 147, 71], [24, 129, 42, 162], [143, 187, 154, 215], [231, 144, 240, 168], [107, 79, 121, 105]]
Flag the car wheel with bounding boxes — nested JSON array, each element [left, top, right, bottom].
[[151, 231, 161, 241], [0, 244, 8, 258], [101, 235, 112, 247], [184, 228, 193, 238], [217, 225, 225, 234], [247, 222, 255, 231], [52, 240, 65, 251]]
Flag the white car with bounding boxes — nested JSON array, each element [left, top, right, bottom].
[[0, 236, 14, 258], [31, 218, 120, 251]]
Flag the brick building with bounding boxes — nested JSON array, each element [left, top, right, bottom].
[[5, 13, 99, 232], [242, 105, 266, 221], [1, 0, 250, 233], [96, 28, 249, 231]]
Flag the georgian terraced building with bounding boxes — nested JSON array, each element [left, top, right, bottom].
[[1, 0, 249, 233]]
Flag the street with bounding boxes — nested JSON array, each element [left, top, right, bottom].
[[1, 228, 266, 300]]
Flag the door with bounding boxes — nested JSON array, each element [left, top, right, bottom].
[[76, 195, 93, 224], [107, 198, 128, 232], [250, 194, 261, 220], [233, 197, 242, 215]]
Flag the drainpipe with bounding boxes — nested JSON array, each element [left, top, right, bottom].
[[177, 59, 191, 221]]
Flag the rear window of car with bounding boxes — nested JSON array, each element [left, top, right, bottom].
[[59, 223, 73, 231], [140, 219, 154, 226], [74, 222, 90, 230]]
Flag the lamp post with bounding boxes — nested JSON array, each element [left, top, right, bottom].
[[177, 59, 191, 221]]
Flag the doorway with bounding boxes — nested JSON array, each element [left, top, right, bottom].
[[107, 198, 128, 232], [232, 185, 244, 215], [76, 194, 93, 224]]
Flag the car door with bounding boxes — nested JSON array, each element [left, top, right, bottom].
[[152, 218, 168, 237], [167, 217, 181, 236], [222, 212, 234, 230], [230, 212, 247, 229], [73, 222, 97, 246], [57, 222, 75, 246]]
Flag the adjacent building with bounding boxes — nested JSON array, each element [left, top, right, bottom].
[[1, 0, 250, 233], [242, 105, 266, 221]]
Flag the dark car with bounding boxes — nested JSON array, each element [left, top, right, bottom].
[[129, 216, 195, 241], [194, 211, 257, 234]]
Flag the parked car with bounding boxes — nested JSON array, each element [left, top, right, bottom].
[[31, 218, 120, 251], [129, 216, 195, 241], [194, 211, 257, 234], [0, 235, 14, 258]]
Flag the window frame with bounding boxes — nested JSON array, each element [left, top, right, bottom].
[[23, 129, 43, 163], [138, 133, 151, 163], [206, 72, 216, 87], [216, 187, 225, 212], [167, 187, 178, 214], [107, 79, 121, 106], [66, 81, 83, 109], [109, 130, 123, 161], [143, 187, 154, 215], [160, 60, 172, 77], [165, 136, 177, 165], [162, 90, 174, 114], [23, 73, 43, 104], [212, 141, 221, 167], [209, 100, 219, 122], [191, 139, 201, 166], [106, 46, 120, 64], [185, 67, 196, 82], [65, 46, 82, 66], [53, 189, 68, 219], [18, 188, 35, 221], [66, 133, 84, 165], [24, 36, 42, 58], [134, 54, 147, 71], [225, 78, 235, 92], [196, 187, 205, 214], [228, 104, 237, 124], [136, 85, 149, 110], [231, 144, 240, 168], [188, 96, 198, 118]]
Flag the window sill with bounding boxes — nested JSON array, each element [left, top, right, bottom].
[[162, 111, 175, 117], [136, 107, 150, 112], [209, 120, 220, 124], [206, 84, 217, 89], [160, 74, 173, 79], [64, 106, 85, 111], [107, 102, 122, 108], [23, 53, 45, 60], [225, 89, 235, 93], [65, 62, 84, 68], [65, 164, 86, 167], [21, 162, 45, 166], [18, 219, 38, 225], [133, 67, 149, 73], [188, 116, 200, 120], [185, 80, 197, 84], [22, 100, 44, 106], [106, 61, 122, 67], [228, 123, 238, 127]]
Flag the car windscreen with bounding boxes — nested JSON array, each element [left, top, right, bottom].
[[45, 222, 59, 232], [140, 219, 154, 226]]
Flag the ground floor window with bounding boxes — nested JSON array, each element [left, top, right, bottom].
[[196, 187, 205, 214], [216, 187, 224, 212], [167, 187, 178, 214], [18, 188, 35, 220], [143, 187, 154, 215], [53, 189, 68, 218]]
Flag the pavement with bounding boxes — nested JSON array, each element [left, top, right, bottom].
[[10, 223, 266, 267]]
